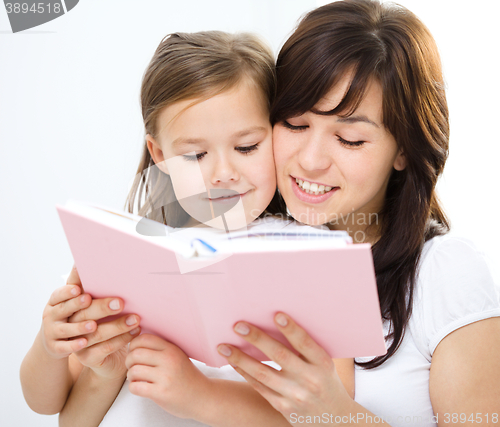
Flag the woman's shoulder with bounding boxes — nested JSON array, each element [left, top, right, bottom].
[[413, 233, 500, 358], [419, 233, 496, 279]]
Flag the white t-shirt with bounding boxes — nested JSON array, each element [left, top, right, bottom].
[[99, 216, 326, 427], [354, 234, 500, 427]]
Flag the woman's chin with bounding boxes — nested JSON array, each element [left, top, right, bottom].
[[287, 208, 329, 227]]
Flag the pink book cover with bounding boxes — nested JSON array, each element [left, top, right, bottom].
[[56, 203, 387, 367]]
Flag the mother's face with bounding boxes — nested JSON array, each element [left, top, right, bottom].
[[272, 74, 406, 233]]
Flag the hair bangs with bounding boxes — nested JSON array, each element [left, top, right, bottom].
[[271, 26, 385, 124], [310, 61, 377, 118]]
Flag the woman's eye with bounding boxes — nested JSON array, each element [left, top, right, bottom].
[[282, 120, 308, 131], [236, 143, 259, 154], [182, 152, 206, 162], [338, 136, 365, 147]]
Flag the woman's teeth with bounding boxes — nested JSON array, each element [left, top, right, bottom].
[[295, 178, 333, 195]]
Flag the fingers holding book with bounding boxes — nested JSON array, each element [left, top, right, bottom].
[[40, 283, 94, 359], [60, 266, 142, 379], [77, 313, 140, 348], [68, 296, 124, 323], [70, 303, 141, 381], [125, 333, 212, 419], [74, 322, 140, 371], [217, 313, 352, 422]]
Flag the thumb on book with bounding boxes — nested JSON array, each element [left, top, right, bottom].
[[66, 264, 84, 291]]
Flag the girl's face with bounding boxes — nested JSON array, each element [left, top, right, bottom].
[[272, 74, 406, 239], [147, 78, 276, 228]]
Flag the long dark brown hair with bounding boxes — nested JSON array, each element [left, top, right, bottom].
[[271, 0, 450, 368]]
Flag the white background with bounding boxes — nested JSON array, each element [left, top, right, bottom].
[[0, 0, 498, 426]]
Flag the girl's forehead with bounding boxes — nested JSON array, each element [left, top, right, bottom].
[[155, 84, 271, 146]]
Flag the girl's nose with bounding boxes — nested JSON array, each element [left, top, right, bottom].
[[210, 156, 240, 184], [298, 133, 332, 172]]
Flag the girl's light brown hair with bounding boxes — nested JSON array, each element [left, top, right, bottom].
[[270, 0, 450, 368], [125, 31, 278, 226]]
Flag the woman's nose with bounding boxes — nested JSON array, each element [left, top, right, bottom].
[[298, 133, 332, 172], [210, 155, 240, 184]]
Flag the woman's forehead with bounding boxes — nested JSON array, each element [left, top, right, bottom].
[[312, 77, 383, 122]]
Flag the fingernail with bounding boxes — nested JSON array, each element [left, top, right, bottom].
[[275, 313, 288, 327], [85, 321, 94, 331], [109, 299, 120, 310], [78, 338, 86, 348], [126, 315, 137, 326], [80, 295, 86, 304], [130, 327, 140, 335], [218, 345, 232, 357], [71, 286, 79, 296], [234, 322, 250, 335]]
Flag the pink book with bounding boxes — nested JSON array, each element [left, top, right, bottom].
[[56, 200, 387, 367]]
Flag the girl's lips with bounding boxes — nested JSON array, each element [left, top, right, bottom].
[[206, 190, 249, 203], [290, 176, 338, 204]]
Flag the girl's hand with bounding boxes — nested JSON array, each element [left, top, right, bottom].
[[217, 313, 354, 424], [125, 334, 212, 420], [68, 297, 142, 381], [66, 267, 142, 381], [40, 266, 95, 359]]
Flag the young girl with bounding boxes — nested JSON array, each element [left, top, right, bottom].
[[20, 31, 355, 427]]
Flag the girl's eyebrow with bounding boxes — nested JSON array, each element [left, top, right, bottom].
[[232, 126, 267, 138], [172, 137, 206, 147], [172, 126, 267, 146]]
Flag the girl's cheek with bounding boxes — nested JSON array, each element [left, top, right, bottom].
[[167, 157, 207, 198]]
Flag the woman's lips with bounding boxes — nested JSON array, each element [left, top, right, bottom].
[[290, 176, 338, 204], [292, 176, 333, 188]]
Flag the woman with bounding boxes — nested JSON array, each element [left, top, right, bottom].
[[216, 0, 500, 426]]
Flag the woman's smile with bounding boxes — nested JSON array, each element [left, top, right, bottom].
[[290, 176, 339, 204]]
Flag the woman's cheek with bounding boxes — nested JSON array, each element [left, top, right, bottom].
[[260, 156, 278, 201], [271, 127, 291, 170]]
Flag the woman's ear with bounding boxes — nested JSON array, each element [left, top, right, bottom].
[[393, 149, 407, 171], [146, 134, 169, 175]]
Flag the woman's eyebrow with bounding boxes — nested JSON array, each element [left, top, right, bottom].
[[336, 115, 380, 128]]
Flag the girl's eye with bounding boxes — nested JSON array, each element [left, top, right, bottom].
[[338, 136, 365, 147], [183, 152, 206, 162], [282, 120, 308, 131], [236, 143, 259, 154]]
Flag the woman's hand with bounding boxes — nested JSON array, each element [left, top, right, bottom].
[[125, 334, 213, 420], [66, 266, 142, 381], [217, 313, 354, 424]]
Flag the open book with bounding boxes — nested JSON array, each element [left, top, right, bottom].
[[56, 200, 386, 367]]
